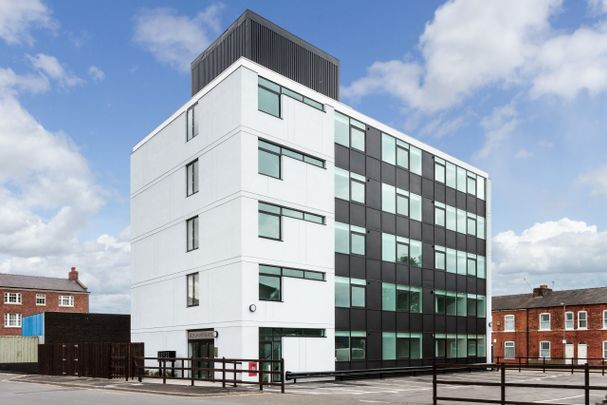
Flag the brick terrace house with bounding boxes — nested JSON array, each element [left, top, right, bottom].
[[0, 267, 89, 335], [492, 285, 607, 364]]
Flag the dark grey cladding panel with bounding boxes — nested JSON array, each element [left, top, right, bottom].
[[191, 10, 339, 99]]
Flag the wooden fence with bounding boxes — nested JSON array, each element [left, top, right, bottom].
[[38, 342, 143, 379]]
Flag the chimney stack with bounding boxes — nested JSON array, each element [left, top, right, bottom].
[[533, 284, 552, 297], [69, 266, 79, 281]]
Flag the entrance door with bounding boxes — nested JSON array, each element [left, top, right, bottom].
[[565, 344, 574, 364], [189, 340, 214, 379], [578, 343, 588, 365], [259, 340, 281, 382]]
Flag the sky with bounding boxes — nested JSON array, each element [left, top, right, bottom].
[[0, 0, 606, 313]]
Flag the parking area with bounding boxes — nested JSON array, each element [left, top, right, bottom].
[[4, 369, 607, 404]]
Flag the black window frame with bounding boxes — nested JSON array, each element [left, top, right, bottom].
[[186, 159, 199, 197], [186, 103, 198, 142], [258, 139, 325, 180], [186, 216, 199, 252], [186, 272, 199, 307]]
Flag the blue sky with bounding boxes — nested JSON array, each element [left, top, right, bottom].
[[1, 0, 606, 312]]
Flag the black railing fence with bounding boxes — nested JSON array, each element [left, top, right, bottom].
[[134, 356, 285, 393], [433, 362, 607, 405]]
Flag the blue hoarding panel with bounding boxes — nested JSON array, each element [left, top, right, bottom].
[[22, 313, 44, 336]]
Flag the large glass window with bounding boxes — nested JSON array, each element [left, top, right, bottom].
[[382, 232, 422, 267], [258, 77, 281, 117], [435, 157, 446, 183], [186, 216, 199, 251], [259, 202, 324, 241], [336, 222, 366, 255], [259, 265, 324, 302], [381, 133, 421, 175], [336, 331, 366, 361], [186, 159, 199, 196], [435, 246, 446, 270], [186, 103, 198, 141], [336, 168, 365, 203], [186, 273, 199, 306], [258, 139, 324, 179], [335, 111, 366, 151], [336, 277, 366, 308], [382, 282, 422, 313], [382, 184, 421, 220], [435, 245, 486, 279], [382, 332, 422, 360]]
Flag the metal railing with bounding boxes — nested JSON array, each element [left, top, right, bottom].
[[433, 362, 607, 405], [286, 365, 436, 382], [134, 356, 285, 393], [495, 356, 607, 375]]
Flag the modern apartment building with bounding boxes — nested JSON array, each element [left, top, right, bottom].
[[492, 285, 607, 364], [130, 10, 491, 376]]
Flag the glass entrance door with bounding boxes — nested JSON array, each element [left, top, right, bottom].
[[259, 340, 281, 382], [189, 339, 214, 379]]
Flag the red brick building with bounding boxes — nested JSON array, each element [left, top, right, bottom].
[[0, 267, 89, 335], [492, 285, 607, 364]]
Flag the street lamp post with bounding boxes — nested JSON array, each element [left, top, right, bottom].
[[561, 302, 567, 364]]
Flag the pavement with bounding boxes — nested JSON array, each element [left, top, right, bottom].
[[2, 370, 607, 404]]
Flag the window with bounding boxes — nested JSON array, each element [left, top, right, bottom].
[[539, 313, 550, 331], [258, 139, 325, 179], [260, 265, 324, 302], [186, 273, 199, 306], [504, 341, 515, 359], [382, 283, 422, 313], [186, 159, 199, 196], [604, 341, 607, 359], [335, 111, 366, 151], [446, 162, 456, 188], [382, 232, 422, 267], [539, 341, 550, 359], [186, 103, 198, 141], [382, 332, 422, 360], [504, 315, 515, 332], [335, 277, 366, 308], [467, 216, 477, 236], [381, 184, 421, 221], [258, 77, 281, 117], [467, 175, 477, 195], [336, 331, 366, 361], [336, 168, 365, 203], [435, 158, 446, 183], [335, 222, 366, 255], [381, 133, 421, 175], [578, 311, 588, 329], [259, 77, 324, 118], [59, 295, 74, 307], [3, 292, 22, 304], [565, 311, 574, 330], [259, 202, 324, 241], [435, 204, 446, 226], [186, 216, 199, 251], [603, 310, 607, 329], [435, 290, 465, 316], [435, 246, 446, 270], [3, 313, 21, 328], [36, 294, 46, 306]]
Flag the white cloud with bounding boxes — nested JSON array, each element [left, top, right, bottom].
[[514, 148, 533, 159], [493, 218, 607, 295], [579, 164, 607, 197], [133, 4, 224, 72], [0, 67, 128, 313], [477, 104, 519, 158], [0, 0, 57, 45], [344, 0, 607, 112], [530, 23, 607, 99], [343, 0, 560, 112], [27, 53, 84, 88], [0, 67, 48, 95], [588, 0, 607, 14], [88, 65, 105, 81]]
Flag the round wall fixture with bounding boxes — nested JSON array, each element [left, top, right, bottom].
[[249, 304, 257, 312]]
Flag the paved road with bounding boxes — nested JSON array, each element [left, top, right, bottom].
[[3, 370, 607, 404]]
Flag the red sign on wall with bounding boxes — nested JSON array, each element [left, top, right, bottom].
[[248, 361, 258, 376]]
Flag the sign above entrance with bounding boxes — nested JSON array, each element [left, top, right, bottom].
[[188, 330, 218, 340]]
